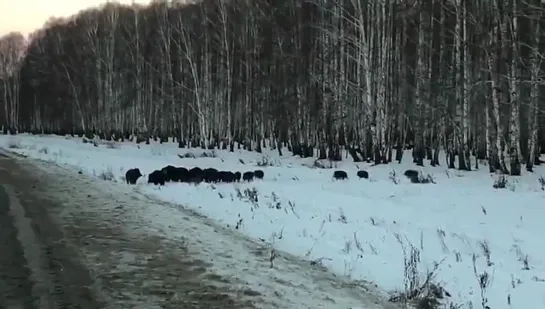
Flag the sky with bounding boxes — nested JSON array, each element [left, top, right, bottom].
[[0, 0, 151, 37]]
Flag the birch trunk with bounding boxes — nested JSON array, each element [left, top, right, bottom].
[[375, 0, 388, 164], [459, 0, 470, 171], [507, 0, 521, 175], [177, 15, 207, 148], [219, 0, 233, 149], [413, 9, 426, 166], [526, 11, 540, 172]]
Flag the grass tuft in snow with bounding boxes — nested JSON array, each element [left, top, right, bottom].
[[389, 170, 400, 184], [178, 152, 196, 159], [538, 176, 545, 190], [256, 155, 280, 167], [493, 175, 508, 189], [95, 166, 115, 181], [200, 150, 217, 158], [7, 138, 22, 149], [478, 240, 493, 266], [103, 141, 119, 149], [312, 159, 337, 169], [389, 234, 454, 309], [512, 244, 531, 271], [177, 150, 217, 159], [472, 254, 491, 309]]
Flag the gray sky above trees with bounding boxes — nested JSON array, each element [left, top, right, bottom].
[[0, 0, 150, 36]]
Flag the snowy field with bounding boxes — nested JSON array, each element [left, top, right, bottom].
[[1, 134, 544, 309]]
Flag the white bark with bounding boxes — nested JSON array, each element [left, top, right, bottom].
[[104, 5, 119, 131], [0, 33, 25, 130], [487, 28, 504, 172], [507, 0, 521, 174], [377, 0, 388, 161], [61, 63, 86, 131], [414, 7, 426, 163], [461, 0, 470, 169], [350, 0, 373, 154], [175, 8, 208, 147], [527, 11, 540, 170], [219, 0, 232, 145]]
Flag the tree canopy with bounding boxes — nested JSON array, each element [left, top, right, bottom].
[[1, 0, 544, 175]]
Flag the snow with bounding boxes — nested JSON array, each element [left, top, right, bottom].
[[12, 151, 393, 309], [2, 133, 545, 309]]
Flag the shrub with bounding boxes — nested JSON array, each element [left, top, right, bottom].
[[96, 166, 115, 181], [7, 138, 22, 149]]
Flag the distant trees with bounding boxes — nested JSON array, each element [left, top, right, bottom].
[[0, 31, 25, 133], [1, 0, 545, 175]]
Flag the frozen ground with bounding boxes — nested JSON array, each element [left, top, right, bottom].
[[2, 134, 545, 309], [0, 138, 398, 309]]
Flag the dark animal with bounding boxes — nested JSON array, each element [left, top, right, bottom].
[[161, 165, 177, 182], [189, 167, 202, 174], [254, 170, 264, 179], [202, 168, 219, 183], [242, 171, 254, 182], [404, 169, 419, 179], [356, 170, 369, 179], [125, 168, 142, 185], [234, 171, 241, 182], [148, 170, 166, 186], [333, 170, 348, 180], [409, 175, 421, 184], [188, 167, 203, 183], [218, 171, 235, 183], [173, 167, 189, 182]]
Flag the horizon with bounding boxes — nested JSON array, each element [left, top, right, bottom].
[[0, 0, 151, 37]]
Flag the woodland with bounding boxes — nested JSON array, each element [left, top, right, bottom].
[[1, 0, 545, 175]]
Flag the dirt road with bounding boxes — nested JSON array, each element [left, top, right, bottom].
[[0, 151, 400, 309]]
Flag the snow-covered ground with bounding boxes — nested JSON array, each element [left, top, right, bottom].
[[2, 134, 544, 309]]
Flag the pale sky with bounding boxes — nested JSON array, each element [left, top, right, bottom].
[[0, 0, 151, 37]]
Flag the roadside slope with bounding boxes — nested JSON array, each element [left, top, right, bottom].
[[1, 151, 400, 309]]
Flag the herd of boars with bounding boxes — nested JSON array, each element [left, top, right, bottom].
[[331, 168, 432, 184], [124, 164, 427, 186], [125, 165, 265, 186]]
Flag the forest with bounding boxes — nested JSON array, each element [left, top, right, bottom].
[[0, 0, 544, 175]]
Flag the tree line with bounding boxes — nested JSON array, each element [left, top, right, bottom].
[[1, 0, 545, 175]]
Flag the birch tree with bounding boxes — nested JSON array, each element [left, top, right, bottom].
[[4, 0, 545, 168], [0, 32, 25, 132]]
